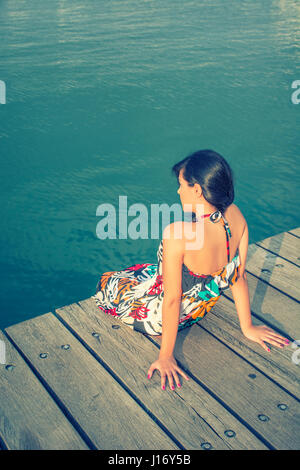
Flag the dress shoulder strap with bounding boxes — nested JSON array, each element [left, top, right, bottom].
[[221, 215, 232, 263], [196, 210, 233, 264]]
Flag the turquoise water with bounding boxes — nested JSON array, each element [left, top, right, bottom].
[[0, 0, 299, 329]]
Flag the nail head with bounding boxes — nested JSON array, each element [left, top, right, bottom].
[[224, 430, 236, 438], [248, 373, 256, 379], [201, 442, 212, 450], [278, 403, 288, 411], [258, 414, 269, 422]]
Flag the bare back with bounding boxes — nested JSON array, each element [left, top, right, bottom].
[[182, 204, 246, 276]]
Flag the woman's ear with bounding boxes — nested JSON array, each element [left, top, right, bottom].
[[193, 183, 202, 198]]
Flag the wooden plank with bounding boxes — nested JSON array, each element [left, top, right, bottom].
[[199, 294, 300, 399], [255, 231, 300, 267], [56, 297, 267, 450], [150, 323, 300, 450], [246, 243, 300, 301], [0, 331, 88, 450], [224, 268, 299, 342], [288, 227, 300, 238], [5, 313, 178, 450]]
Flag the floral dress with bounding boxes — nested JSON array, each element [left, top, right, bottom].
[[92, 217, 240, 336]]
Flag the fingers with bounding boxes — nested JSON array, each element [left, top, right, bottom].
[[261, 329, 290, 349], [259, 340, 270, 352], [258, 326, 289, 350], [166, 371, 175, 390], [149, 364, 172, 390], [176, 366, 190, 381], [147, 362, 157, 379], [148, 361, 190, 390], [161, 368, 190, 390], [262, 327, 289, 341], [264, 336, 287, 348], [161, 371, 176, 390], [161, 372, 167, 390], [171, 370, 181, 389], [258, 327, 290, 351], [264, 333, 289, 347]]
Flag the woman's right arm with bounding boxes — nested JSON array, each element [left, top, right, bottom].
[[230, 219, 289, 350], [230, 221, 253, 333]]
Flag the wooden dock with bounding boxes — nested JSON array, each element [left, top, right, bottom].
[[1, 227, 300, 450]]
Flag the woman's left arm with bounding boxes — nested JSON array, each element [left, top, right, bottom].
[[147, 223, 190, 390], [159, 298, 181, 359]]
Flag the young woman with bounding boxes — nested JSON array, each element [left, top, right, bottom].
[[93, 149, 289, 391]]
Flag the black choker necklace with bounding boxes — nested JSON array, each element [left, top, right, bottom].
[[192, 210, 222, 223]]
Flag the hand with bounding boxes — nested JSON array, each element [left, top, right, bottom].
[[242, 325, 290, 352], [147, 355, 190, 390]]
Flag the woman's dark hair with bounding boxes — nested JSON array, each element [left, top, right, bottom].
[[171, 149, 235, 214]]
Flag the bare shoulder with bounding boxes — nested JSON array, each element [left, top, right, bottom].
[[163, 221, 192, 251], [163, 221, 186, 242], [226, 203, 247, 232]]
